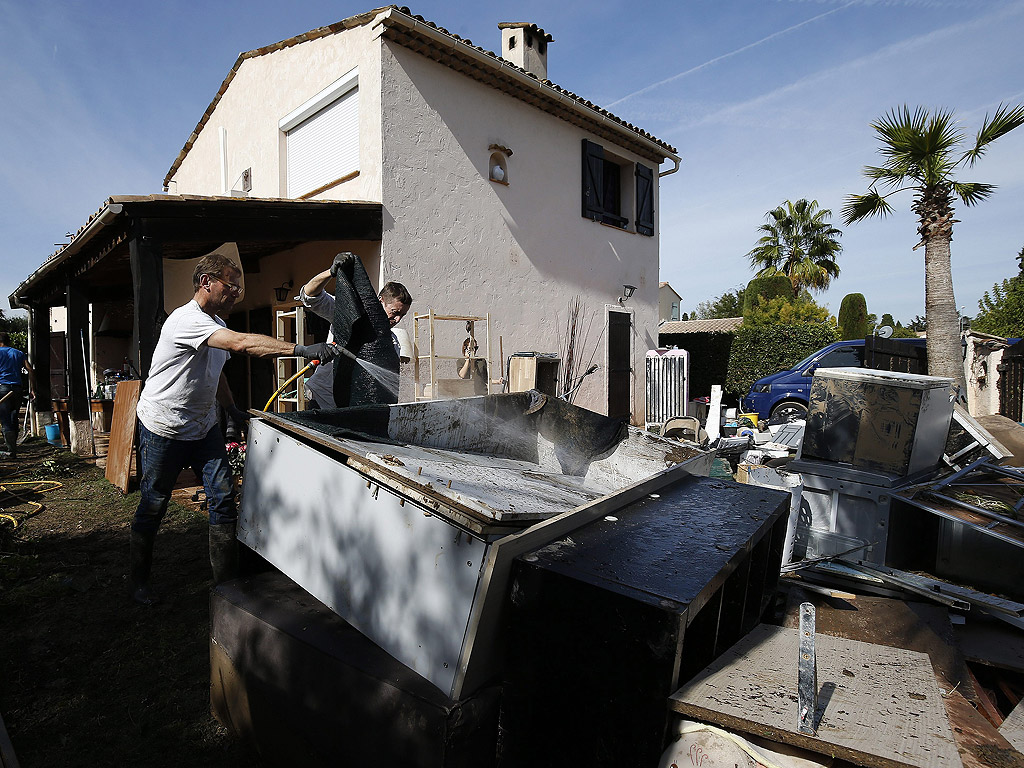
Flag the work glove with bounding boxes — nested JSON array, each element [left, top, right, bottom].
[[293, 342, 342, 364], [330, 252, 356, 279], [224, 404, 249, 441]]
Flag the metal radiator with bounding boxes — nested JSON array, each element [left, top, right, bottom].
[[645, 348, 689, 429]]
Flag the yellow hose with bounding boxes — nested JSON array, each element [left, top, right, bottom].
[[263, 362, 317, 412], [0, 480, 63, 528]]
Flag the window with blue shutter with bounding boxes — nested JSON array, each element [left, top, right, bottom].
[[635, 163, 654, 236], [582, 139, 649, 232]]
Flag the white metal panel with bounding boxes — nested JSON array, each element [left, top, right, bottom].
[[239, 419, 485, 696], [285, 85, 359, 198]]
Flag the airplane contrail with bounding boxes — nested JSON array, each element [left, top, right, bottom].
[[607, 0, 858, 108]]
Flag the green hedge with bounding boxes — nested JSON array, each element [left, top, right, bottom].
[[659, 331, 734, 399], [725, 323, 838, 397]]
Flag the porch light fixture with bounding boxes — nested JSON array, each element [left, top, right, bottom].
[[274, 280, 294, 303], [619, 284, 636, 303]]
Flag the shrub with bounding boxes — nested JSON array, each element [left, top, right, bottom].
[[838, 293, 870, 340], [742, 276, 793, 316], [725, 323, 838, 397], [658, 331, 734, 398], [743, 295, 833, 327]]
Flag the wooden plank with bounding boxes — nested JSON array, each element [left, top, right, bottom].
[[1000, 698, 1024, 753], [104, 380, 141, 493], [778, 589, 1024, 768], [669, 624, 962, 768]]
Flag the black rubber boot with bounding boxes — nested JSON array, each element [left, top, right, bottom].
[[2, 430, 16, 460], [209, 522, 239, 585], [129, 529, 160, 605]]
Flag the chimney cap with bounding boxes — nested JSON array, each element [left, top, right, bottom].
[[497, 22, 553, 42]]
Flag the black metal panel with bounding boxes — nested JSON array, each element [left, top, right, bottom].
[[211, 571, 500, 768], [65, 280, 90, 421], [500, 476, 789, 767], [999, 340, 1024, 421], [864, 335, 928, 374]]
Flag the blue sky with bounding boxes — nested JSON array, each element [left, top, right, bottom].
[[2, 0, 1022, 325]]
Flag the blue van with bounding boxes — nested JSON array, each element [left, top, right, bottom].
[[741, 337, 927, 421]]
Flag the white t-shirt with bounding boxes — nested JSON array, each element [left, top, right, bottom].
[[136, 299, 230, 440]]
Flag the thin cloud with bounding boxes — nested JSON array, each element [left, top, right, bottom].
[[606, 1, 857, 108], [672, 0, 1024, 134]]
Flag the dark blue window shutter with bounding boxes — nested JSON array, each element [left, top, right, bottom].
[[635, 163, 654, 236], [582, 139, 605, 220]]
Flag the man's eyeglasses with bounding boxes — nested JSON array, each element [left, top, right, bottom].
[[208, 274, 244, 297]]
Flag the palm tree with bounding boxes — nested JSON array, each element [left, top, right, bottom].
[[747, 199, 843, 294], [842, 104, 1024, 389]]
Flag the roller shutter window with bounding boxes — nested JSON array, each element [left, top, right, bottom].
[[286, 85, 359, 198], [635, 163, 654, 236]]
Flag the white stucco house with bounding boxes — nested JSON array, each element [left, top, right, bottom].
[[11, 6, 679, 434], [162, 6, 679, 422]]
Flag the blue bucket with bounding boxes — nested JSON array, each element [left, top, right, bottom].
[[45, 423, 61, 445]]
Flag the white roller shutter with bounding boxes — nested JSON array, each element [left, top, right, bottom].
[[286, 85, 359, 198]]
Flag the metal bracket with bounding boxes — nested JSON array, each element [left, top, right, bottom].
[[798, 602, 818, 735]]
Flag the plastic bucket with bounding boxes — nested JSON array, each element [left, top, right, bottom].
[[45, 423, 61, 445]]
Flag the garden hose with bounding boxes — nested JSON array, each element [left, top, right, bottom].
[[263, 361, 318, 412], [0, 480, 63, 528]]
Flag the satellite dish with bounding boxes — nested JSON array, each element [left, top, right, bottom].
[[877, 325, 893, 338]]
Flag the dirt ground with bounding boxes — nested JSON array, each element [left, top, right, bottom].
[[0, 436, 259, 767]]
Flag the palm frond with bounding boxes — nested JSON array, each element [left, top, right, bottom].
[[842, 190, 894, 224], [962, 103, 1024, 166], [953, 181, 996, 206]]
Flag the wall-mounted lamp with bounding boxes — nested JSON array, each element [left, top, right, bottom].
[[619, 284, 637, 304], [274, 280, 294, 303]]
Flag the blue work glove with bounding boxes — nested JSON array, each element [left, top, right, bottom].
[[330, 252, 356, 279], [293, 342, 342, 364]]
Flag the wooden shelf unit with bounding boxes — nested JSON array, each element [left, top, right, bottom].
[[273, 301, 314, 412], [413, 311, 493, 401]]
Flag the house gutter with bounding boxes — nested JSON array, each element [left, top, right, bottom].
[[8, 203, 124, 310], [373, 8, 682, 171]]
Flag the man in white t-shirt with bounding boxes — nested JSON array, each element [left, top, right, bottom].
[[131, 253, 340, 605], [299, 256, 411, 408]]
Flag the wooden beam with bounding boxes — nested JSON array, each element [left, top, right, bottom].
[[129, 225, 165, 380], [65, 280, 91, 421], [29, 304, 51, 406]]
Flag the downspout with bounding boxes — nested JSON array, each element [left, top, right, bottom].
[[659, 156, 681, 178]]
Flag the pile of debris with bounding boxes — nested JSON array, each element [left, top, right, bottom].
[[693, 366, 1024, 768]]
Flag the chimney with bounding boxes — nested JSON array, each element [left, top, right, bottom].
[[498, 22, 553, 81]]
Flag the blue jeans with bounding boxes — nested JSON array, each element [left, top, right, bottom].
[[133, 422, 236, 535]]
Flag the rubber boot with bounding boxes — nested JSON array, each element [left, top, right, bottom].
[[209, 522, 239, 585], [129, 529, 160, 605], [2, 430, 16, 460]]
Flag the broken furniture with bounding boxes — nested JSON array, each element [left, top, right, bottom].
[[230, 394, 714, 694], [506, 352, 560, 397], [212, 392, 792, 764], [412, 311, 493, 400], [789, 368, 954, 564], [887, 458, 1024, 600], [500, 476, 789, 767], [211, 571, 501, 768]]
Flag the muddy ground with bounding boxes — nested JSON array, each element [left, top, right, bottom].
[[0, 437, 258, 767]]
